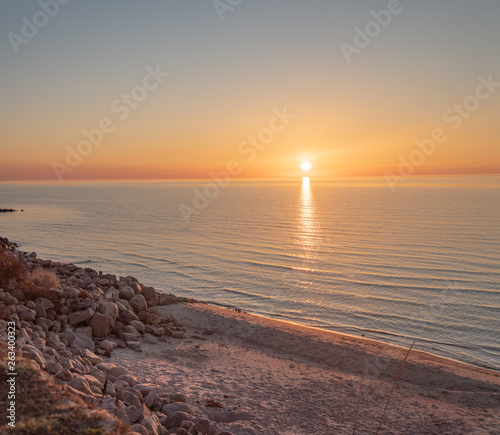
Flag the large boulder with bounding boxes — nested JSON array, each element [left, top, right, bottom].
[[100, 301, 119, 321], [130, 294, 147, 313], [142, 287, 158, 307], [68, 307, 95, 325], [90, 312, 115, 338], [119, 286, 135, 301], [68, 332, 95, 351]]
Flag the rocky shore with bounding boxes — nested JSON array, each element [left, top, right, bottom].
[[0, 237, 230, 435]]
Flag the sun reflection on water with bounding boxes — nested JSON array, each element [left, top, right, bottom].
[[298, 176, 318, 265]]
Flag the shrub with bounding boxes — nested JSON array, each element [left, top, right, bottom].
[[0, 248, 26, 286], [29, 269, 61, 289]]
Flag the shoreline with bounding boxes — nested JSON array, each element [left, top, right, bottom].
[[1, 237, 499, 433]]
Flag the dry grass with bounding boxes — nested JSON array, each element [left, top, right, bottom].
[[0, 249, 26, 287], [29, 269, 61, 289], [0, 342, 128, 434]]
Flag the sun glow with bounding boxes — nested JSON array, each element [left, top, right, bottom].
[[301, 161, 311, 172]]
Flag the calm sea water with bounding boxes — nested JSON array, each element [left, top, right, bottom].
[[1, 177, 499, 370]]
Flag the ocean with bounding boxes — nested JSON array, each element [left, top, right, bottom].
[[1, 176, 499, 370]]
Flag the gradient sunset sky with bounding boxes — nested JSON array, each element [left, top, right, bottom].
[[1, 0, 499, 181]]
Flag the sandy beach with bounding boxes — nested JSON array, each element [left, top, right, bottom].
[[113, 302, 500, 434]]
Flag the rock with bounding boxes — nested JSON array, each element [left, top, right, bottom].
[[171, 331, 185, 339], [108, 365, 133, 379], [68, 307, 95, 325], [158, 294, 177, 306], [161, 412, 190, 429], [96, 362, 116, 373], [99, 339, 114, 354], [131, 282, 142, 295], [168, 394, 187, 403], [130, 424, 149, 435], [121, 332, 140, 342], [145, 390, 161, 409], [81, 348, 104, 365], [22, 344, 45, 367], [68, 332, 94, 351], [34, 304, 47, 318], [143, 415, 161, 435], [161, 403, 193, 416], [83, 374, 101, 387], [167, 429, 189, 435], [45, 361, 63, 375], [55, 369, 74, 382], [66, 287, 81, 298], [130, 295, 148, 313], [11, 288, 25, 301], [68, 376, 93, 395], [135, 383, 158, 398], [120, 286, 135, 300], [37, 297, 55, 310], [90, 312, 115, 338], [19, 309, 36, 322], [143, 334, 158, 344], [124, 325, 141, 338], [153, 327, 166, 337], [142, 287, 158, 307], [120, 309, 140, 324], [100, 301, 119, 320], [127, 340, 141, 349], [76, 326, 93, 338], [118, 388, 142, 407], [145, 313, 162, 325], [130, 320, 146, 334], [118, 374, 140, 387]]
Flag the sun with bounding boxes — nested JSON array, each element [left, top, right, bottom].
[[300, 161, 311, 172]]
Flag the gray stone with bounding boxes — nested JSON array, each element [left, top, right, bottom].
[[130, 294, 148, 313], [120, 286, 135, 301], [96, 362, 116, 373], [68, 332, 94, 351], [161, 402, 193, 416], [37, 297, 55, 310], [68, 307, 95, 325], [108, 365, 133, 378], [118, 374, 140, 386], [81, 348, 104, 365], [158, 294, 177, 306], [135, 383, 158, 398], [68, 376, 93, 395], [45, 361, 63, 375], [90, 312, 115, 338], [118, 388, 142, 407], [142, 287, 158, 307], [130, 320, 146, 334], [100, 301, 119, 320], [99, 339, 114, 353], [162, 412, 190, 429], [130, 424, 149, 435], [22, 344, 45, 367]]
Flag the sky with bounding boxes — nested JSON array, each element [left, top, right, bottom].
[[1, 0, 499, 181]]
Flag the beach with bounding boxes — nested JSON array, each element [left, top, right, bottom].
[[1, 237, 499, 434], [115, 302, 500, 434]]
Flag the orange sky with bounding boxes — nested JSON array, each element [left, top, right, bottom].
[[1, 1, 499, 181]]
